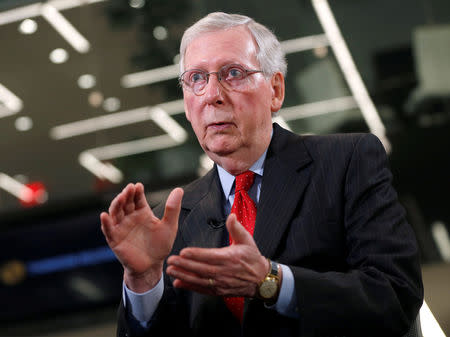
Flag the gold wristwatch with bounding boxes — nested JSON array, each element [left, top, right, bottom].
[[257, 259, 280, 304]]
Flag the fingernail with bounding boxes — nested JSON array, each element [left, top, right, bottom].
[[181, 251, 191, 258]]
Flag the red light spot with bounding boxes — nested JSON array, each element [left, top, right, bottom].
[[19, 182, 47, 208]]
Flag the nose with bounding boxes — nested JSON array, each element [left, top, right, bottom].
[[203, 73, 223, 104]]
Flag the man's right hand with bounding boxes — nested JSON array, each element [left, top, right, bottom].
[[100, 183, 183, 293]]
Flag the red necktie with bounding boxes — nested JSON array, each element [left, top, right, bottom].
[[224, 171, 257, 322]]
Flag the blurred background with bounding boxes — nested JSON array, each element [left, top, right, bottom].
[[0, 0, 449, 336]]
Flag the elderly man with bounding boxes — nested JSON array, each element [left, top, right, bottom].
[[100, 12, 423, 337]]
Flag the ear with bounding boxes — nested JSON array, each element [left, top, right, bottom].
[[270, 72, 285, 113], [184, 98, 192, 122]]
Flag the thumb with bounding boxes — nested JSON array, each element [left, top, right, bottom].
[[226, 213, 255, 246], [162, 187, 184, 226]]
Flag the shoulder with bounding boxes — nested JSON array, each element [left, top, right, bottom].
[[270, 124, 388, 178], [273, 123, 383, 151], [302, 132, 384, 155]]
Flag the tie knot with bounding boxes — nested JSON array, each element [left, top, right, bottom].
[[235, 171, 255, 193]]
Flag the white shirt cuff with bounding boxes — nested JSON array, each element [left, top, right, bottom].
[[123, 275, 164, 324], [267, 263, 299, 318]]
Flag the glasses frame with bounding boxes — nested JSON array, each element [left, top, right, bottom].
[[179, 63, 264, 95]]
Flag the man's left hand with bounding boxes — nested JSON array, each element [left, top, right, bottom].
[[166, 213, 270, 298]]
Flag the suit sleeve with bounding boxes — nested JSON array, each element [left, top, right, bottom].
[[292, 134, 423, 337]]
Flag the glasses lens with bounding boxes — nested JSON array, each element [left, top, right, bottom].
[[183, 70, 207, 93], [220, 65, 246, 86]]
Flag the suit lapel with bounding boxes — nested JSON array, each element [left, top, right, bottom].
[[254, 124, 313, 258], [179, 167, 228, 248]]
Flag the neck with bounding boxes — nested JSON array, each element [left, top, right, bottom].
[[211, 143, 270, 176]]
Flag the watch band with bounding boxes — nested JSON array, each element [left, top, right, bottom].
[[269, 259, 278, 277]]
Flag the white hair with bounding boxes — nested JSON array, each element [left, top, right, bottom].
[[179, 12, 287, 77]]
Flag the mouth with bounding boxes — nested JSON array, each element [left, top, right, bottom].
[[207, 121, 234, 130]]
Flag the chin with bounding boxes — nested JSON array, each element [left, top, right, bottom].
[[204, 138, 238, 155]]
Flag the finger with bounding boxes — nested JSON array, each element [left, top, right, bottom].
[[100, 211, 114, 227], [168, 255, 219, 279], [100, 212, 115, 241], [179, 246, 229, 264], [226, 213, 254, 245], [109, 195, 124, 224], [109, 184, 133, 221], [134, 183, 149, 209], [167, 265, 243, 293], [123, 184, 137, 214], [172, 278, 215, 296], [167, 265, 209, 287], [172, 274, 248, 296], [162, 188, 184, 227]]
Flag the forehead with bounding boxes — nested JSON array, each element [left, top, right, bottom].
[[184, 26, 259, 69]]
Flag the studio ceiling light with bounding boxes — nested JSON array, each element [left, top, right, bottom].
[[0, 173, 33, 203], [49, 48, 69, 64], [77, 74, 96, 89], [78, 107, 188, 183], [15, 116, 33, 131], [49, 100, 185, 140], [41, 4, 90, 53], [279, 96, 358, 121], [312, 0, 390, 152], [121, 64, 180, 88], [0, 0, 107, 27], [0, 83, 23, 117], [280, 34, 329, 54], [18, 19, 37, 34]]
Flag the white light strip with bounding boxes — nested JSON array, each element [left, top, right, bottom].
[[280, 34, 329, 54], [77, 106, 188, 183], [197, 153, 214, 176], [121, 64, 180, 88], [149, 107, 188, 143], [0, 105, 15, 118], [79, 133, 184, 183], [69, 276, 104, 301], [431, 221, 450, 262], [0, 3, 41, 25], [89, 134, 179, 160], [156, 99, 185, 115], [50, 106, 152, 139], [279, 96, 357, 121], [0, 0, 106, 26], [120, 35, 331, 88], [420, 301, 447, 337], [41, 4, 90, 53], [50, 100, 185, 140], [0, 173, 33, 202], [272, 116, 292, 131], [0, 82, 23, 114], [311, 0, 391, 152], [48, 0, 107, 10], [78, 152, 123, 183]]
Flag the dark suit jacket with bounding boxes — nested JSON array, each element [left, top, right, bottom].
[[118, 124, 423, 337]]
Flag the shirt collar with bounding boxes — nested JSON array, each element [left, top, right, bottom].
[[217, 148, 268, 199]]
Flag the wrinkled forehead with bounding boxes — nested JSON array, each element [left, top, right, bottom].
[[184, 26, 259, 69]]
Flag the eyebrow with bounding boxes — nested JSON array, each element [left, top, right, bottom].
[[185, 60, 246, 71]]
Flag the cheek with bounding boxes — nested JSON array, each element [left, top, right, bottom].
[[184, 97, 194, 121]]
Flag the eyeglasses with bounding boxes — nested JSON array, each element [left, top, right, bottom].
[[179, 63, 263, 95]]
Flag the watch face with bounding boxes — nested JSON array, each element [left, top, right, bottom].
[[259, 278, 277, 299]]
